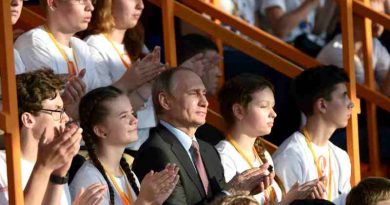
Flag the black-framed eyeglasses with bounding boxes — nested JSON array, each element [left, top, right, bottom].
[[39, 108, 66, 121]]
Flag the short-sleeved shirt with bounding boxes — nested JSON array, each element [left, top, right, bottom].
[[70, 161, 140, 205], [0, 151, 71, 205], [14, 25, 111, 92]]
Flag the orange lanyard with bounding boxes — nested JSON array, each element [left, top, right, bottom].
[[43, 25, 79, 76], [101, 164, 134, 205], [303, 127, 333, 201], [104, 34, 131, 69], [226, 134, 276, 204]]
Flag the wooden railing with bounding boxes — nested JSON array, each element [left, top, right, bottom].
[[351, 0, 390, 177], [2, 0, 390, 203], [14, 0, 390, 179], [0, 1, 24, 205]]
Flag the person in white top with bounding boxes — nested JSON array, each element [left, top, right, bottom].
[[215, 74, 323, 205], [273, 65, 354, 205], [15, 0, 163, 120], [317, 0, 390, 96], [0, 70, 106, 205], [82, 0, 213, 151], [219, 0, 262, 26], [70, 86, 179, 205], [10, 0, 25, 74], [260, 0, 332, 42], [82, 0, 167, 111]]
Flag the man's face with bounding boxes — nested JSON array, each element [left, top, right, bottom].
[[164, 70, 209, 129], [322, 83, 354, 128], [32, 92, 69, 142]]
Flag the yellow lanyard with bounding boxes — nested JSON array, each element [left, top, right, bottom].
[[226, 134, 276, 205], [43, 25, 79, 76], [302, 127, 333, 201], [101, 164, 134, 205], [104, 34, 131, 69]]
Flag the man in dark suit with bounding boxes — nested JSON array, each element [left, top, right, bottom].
[[133, 68, 268, 205]]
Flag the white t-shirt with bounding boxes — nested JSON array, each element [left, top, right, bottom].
[[85, 34, 156, 150], [84, 33, 150, 83], [70, 161, 140, 205], [85, 34, 128, 83], [220, 0, 261, 25], [14, 48, 25, 74], [0, 152, 71, 205], [317, 34, 390, 86], [215, 140, 283, 204], [14, 25, 111, 92], [261, 0, 325, 42], [272, 131, 351, 205]]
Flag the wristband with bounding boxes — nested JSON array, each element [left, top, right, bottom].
[[49, 174, 69, 185]]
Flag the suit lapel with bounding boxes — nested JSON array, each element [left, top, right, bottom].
[[156, 124, 206, 196]]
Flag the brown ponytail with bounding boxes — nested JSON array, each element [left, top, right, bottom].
[[254, 137, 286, 197]]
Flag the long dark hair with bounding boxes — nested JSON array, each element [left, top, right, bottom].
[[79, 86, 139, 205], [219, 74, 286, 196]]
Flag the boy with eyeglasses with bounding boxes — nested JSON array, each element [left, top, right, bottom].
[[0, 69, 106, 205]]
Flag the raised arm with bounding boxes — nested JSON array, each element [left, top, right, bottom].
[[264, 0, 320, 39]]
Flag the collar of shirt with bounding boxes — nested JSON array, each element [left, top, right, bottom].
[[160, 120, 198, 166], [160, 120, 197, 151]]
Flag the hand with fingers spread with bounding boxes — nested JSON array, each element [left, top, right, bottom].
[[225, 163, 270, 195], [116, 46, 165, 92], [202, 52, 222, 73], [136, 163, 180, 205], [36, 123, 83, 175], [62, 69, 86, 120], [180, 53, 206, 77], [72, 183, 107, 205]]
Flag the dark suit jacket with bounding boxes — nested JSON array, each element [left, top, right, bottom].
[[133, 124, 226, 205]]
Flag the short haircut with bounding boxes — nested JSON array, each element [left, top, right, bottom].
[[346, 177, 390, 205], [291, 65, 349, 116], [152, 67, 197, 115], [16, 69, 64, 126], [218, 73, 274, 126], [176, 34, 218, 64]]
